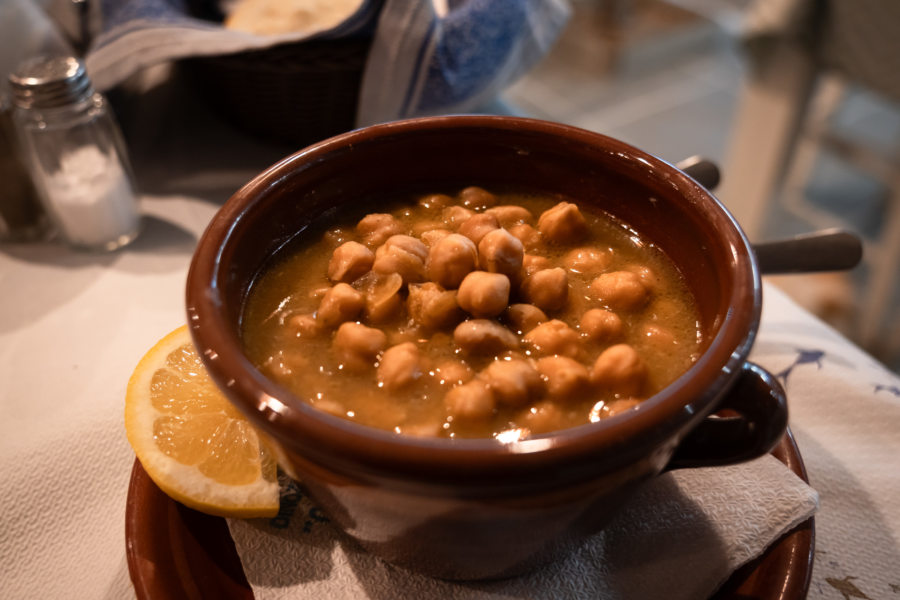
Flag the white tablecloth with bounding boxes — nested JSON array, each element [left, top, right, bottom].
[[1, 77, 898, 599]]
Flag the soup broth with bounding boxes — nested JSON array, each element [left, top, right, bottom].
[[242, 187, 702, 440]]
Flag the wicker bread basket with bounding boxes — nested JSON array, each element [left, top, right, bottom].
[[182, 0, 375, 146]]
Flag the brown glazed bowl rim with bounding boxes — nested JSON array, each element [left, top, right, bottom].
[[186, 115, 761, 485]]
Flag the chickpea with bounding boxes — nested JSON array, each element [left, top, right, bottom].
[[458, 213, 500, 245], [483, 359, 543, 407], [383, 234, 428, 260], [356, 271, 404, 324], [425, 233, 478, 288], [504, 303, 548, 334], [563, 247, 611, 276], [638, 324, 677, 353], [411, 220, 446, 236], [328, 241, 375, 283], [521, 268, 568, 312], [522, 253, 550, 276], [523, 319, 582, 358], [418, 193, 453, 210], [457, 271, 510, 318], [453, 319, 519, 355], [536, 356, 591, 400], [368, 293, 402, 324], [309, 285, 331, 301], [485, 205, 533, 227], [377, 342, 425, 392], [407, 282, 463, 330], [262, 349, 305, 378], [590, 271, 650, 311], [442, 205, 475, 229], [317, 283, 365, 328], [286, 313, 321, 338], [387, 326, 421, 346], [537, 202, 588, 243], [626, 264, 660, 292], [373, 235, 428, 284], [580, 309, 624, 342], [521, 401, 564, 434], [478, 228, 524, 279], [445, 378, 495, 420], [277, 350, 309, 375], [333, 322, 387, 371], [595, 398, 642, 419], [357, 213, 403, 246], [509, 223, 542, 252], [419, 228, 453, 249], [419, 228, 453, 247], [591, 344, 647, 396], [458, 186, 498, 209], [432, 359, 474, 387]]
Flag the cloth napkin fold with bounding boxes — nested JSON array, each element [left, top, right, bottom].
[[227, 453, 817, 599]]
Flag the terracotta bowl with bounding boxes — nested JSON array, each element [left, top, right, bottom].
[[186, 115, 787, 580]]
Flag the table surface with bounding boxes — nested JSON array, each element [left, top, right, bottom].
[[1, 72, 898, 600]]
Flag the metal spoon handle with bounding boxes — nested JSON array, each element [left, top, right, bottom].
[[675, 157, 862, 273], [676, 156, 721, 191], [753, 229, 863, 274]]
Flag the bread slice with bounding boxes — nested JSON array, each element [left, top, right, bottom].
[[224, 0, 363, 35]]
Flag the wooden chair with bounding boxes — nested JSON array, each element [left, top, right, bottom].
[[719, 0, 900, 360]]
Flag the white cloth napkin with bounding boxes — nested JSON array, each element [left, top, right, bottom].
[[227, 452, 817, 599]]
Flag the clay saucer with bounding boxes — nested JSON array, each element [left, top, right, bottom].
[[126, 429, 814, 599]]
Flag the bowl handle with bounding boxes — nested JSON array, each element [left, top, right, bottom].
[[666, 362, 788, 470]]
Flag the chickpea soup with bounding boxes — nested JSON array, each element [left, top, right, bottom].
[[242, 187, 703, 440]]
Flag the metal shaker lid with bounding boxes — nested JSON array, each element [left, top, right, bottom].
[[8, 56, 93, 110]]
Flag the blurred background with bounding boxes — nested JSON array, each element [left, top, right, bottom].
[[3, 0, 900, 372], [505, 0, 900, 372]]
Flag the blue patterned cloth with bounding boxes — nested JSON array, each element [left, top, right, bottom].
[[359, 0, 569, 124]]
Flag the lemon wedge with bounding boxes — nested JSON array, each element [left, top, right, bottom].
[[125, 326, 279, 518]]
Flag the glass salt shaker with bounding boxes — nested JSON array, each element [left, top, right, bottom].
[[8, 56, 140, 251], [0, 94, 48, 241]]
